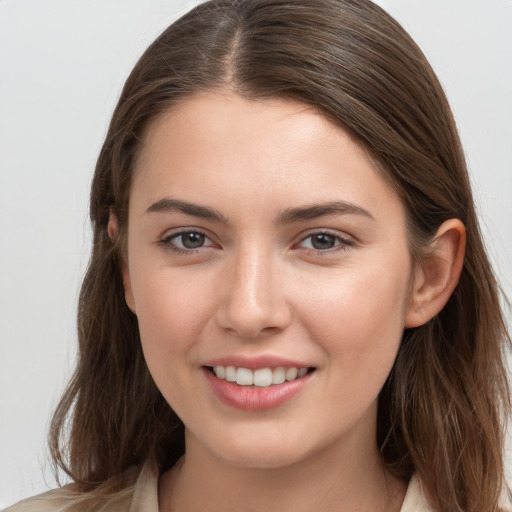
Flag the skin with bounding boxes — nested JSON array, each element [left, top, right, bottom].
[[117, 91, 465, 512]]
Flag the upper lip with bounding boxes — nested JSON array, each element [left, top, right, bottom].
[[203, 355, 313, 370]]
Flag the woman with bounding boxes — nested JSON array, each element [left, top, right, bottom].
[[6, 0, 510, 511]]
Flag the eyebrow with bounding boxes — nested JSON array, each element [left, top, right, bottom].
[[276, 201, 374, 224], [145, 198, 374, 224], [145, 198, 228, 223]]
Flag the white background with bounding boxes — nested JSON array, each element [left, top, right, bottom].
[[1, 0, 511, 507]]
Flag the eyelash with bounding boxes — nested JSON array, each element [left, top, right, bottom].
[[295, 230, 353, 255], [158, 229, 215, 255], [157, 229, 353, 256]]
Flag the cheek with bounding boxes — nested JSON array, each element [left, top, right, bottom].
[[129, 267, 214, 371], [130, 270, 216, 418], [296, 259, 411, 368]]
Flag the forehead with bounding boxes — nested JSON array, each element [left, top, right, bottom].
[[130, 91, 405, 225], [136, 92, 336, 170]]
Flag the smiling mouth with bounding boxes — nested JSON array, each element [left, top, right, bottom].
[[207, 366, 316, 388]]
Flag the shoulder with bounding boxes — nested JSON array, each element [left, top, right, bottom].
[[3, 460, 158, 512], [498, 491, 512, 512], [2, 485, 134, 512], [3, 488, 76, 512], [400, 475, 433, 512]]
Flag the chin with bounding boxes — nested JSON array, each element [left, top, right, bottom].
[[196, 427, 322, 470], [217, 447, 308, 470]]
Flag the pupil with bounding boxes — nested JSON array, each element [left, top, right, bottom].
[[182, 232, 205, 249], [312, 233, 335, 250]]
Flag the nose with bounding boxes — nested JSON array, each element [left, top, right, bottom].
[[216, 246, 292, 339]]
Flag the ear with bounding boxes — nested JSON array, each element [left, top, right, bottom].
[[405, 219, 466, 328], [108, 212, 137, 314]]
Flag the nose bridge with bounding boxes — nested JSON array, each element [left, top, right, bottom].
[[218, 242, 289, 338]]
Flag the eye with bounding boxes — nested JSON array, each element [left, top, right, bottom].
[[159, 229, 215, 253], [297, 232, 351, 252], [174, 231, 207, 249]]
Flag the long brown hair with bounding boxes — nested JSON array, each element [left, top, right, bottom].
[[50, 1, 510, 510]]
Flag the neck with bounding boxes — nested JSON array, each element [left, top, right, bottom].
[[159, 430, 406, 512]]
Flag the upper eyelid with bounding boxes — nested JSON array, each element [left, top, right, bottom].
[[295, 227, 354, 243], [160, 227, 209, 240], [300, 232, 348, 242]]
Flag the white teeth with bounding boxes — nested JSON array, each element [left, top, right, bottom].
[[236, 367, 253, 386], [297, 367, 308, 378], [212, 365, 310, 387], [214, 365, 226, 379], [272, 367, 286, 385], [285, 367, 298, 381], [254, 368, 273, 387], [225, 366, 236, 382]]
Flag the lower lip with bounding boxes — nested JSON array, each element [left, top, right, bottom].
[[203, 368, 312, 411]]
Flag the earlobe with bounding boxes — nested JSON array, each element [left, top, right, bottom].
[[108, 212, 137, 314], [405, 219, 466, 328], [107, 212, 119, 241]]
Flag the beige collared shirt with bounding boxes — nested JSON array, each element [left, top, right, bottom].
[[4, 460, 432, 512]]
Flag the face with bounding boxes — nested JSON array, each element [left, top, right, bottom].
[[123, 92, 415, 469]]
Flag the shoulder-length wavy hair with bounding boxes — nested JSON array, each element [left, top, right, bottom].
[[50, 1, 510, 511]]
